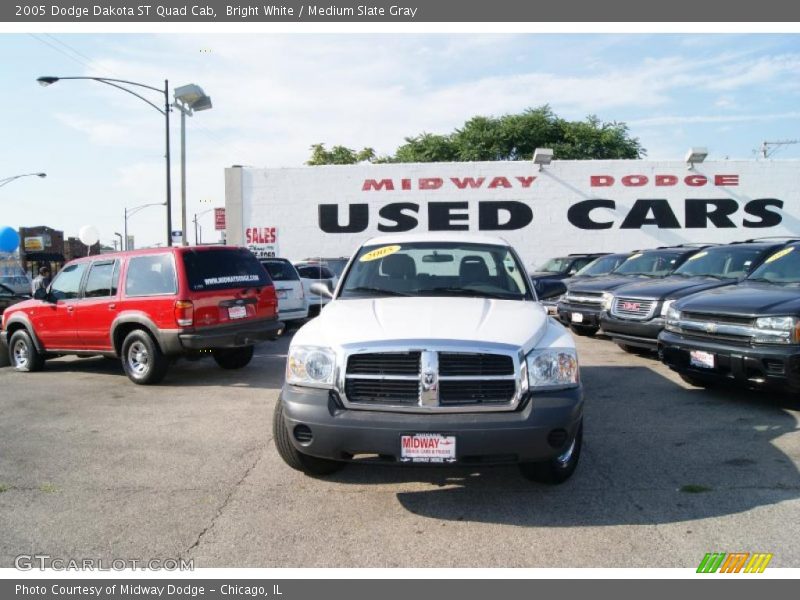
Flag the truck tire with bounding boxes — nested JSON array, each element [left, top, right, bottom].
[[8, 329, 45, 372], [212, 346, 255, 370], [272, 399, 344, 476], [519, 421, 583, 484], [121, 329, 169, 385], [569, 324, 598, 337]]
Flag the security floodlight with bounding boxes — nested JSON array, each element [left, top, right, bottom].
[[189, 94, 212, 112], [533, 148, 554, 171], [685, 147, 708, 169], [37, 76, 59, 86]]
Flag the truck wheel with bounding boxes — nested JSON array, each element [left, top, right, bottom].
[[9, 330, 45, 372], [680, 373, 714, 388], [121, 329, 169, 385], [212, 346, 255, 370], [569, 324, 597, 337], [519, 421, 583, 484], [272, 399, 344, 476]]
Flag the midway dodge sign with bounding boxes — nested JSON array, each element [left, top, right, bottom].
[[224, 160, 799, 264]]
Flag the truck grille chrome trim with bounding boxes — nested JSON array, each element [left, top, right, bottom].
[[611, 296, 657, 320], [340, 344, 523, 413]]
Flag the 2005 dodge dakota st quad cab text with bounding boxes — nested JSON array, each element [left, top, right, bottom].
[[272, 234, 584, 483]]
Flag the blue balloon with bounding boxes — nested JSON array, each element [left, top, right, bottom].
[[0, 226, 20, 253]]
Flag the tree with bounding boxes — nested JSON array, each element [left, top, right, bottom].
[[306, 143, 377, 165], [306, 106, 644, 164]]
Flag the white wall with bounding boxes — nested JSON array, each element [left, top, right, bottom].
[[226, 160, 800, 267]]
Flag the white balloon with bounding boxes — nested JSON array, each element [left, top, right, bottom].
[[78, 225, 100, 246]]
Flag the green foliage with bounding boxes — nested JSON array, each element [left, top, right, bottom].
[[307, 106, 644, 164]]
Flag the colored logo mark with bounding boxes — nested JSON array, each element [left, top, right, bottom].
[[697, 552, 773, 573]]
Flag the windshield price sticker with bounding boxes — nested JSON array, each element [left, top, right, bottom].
[[765, 246, 795, 264], [627, 253, 643, 260], [360, 245, 401, 262], [687, 251, 708, 261]]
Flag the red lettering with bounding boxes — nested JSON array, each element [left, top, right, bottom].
[[515, 176, 537, 188], [591, 175, 614, 187], [419, 177, 443, 190], [655, 175, 678, 186], [450, 177, 485, 189], [401, 179, 412, 191], [715, 174, 739, 186], [488, 176, 512, 189], [621, 175, 648, 187], [685, 174, 708, 187], [362, 179, 394, 191]]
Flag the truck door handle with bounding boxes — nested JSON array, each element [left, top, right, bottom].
[[109, 303, 117, 310], [67, 305, 74, 312]]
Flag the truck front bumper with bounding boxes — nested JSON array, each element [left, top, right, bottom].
[[556, 302, 603, 328], [278, 385, 584, 465], [601, 314, 664, 350], [659, 330, 800, 393]]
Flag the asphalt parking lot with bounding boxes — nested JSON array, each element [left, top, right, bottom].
[[1, 329, 798, 568]]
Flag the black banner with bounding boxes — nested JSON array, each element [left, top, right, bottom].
[[4, 0, 800, 22]]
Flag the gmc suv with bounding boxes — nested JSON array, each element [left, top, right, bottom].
[[600, 240, 789, 353], [660, 241, 800, 393], [272, 233, 584, 483], [1, 246, 283, 384]]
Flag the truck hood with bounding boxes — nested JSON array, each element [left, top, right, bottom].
[[675, 282, 800, 317], [611, 275, 735, 301], [292, 296, 548, 353], [567, 275, 644, 294]]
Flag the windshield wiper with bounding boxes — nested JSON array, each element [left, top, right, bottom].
[[747, 277, 776, 284], [343, 286, 410, 297], [418, 286, 521, 300]]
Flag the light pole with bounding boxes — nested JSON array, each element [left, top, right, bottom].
[[173, 84, 212, 246], [193, 208, 216, 245], [124, 202, 167, 251], [37, 75, 173, 247], [114, 232, 123, 251], [0, 172, 46, 188]]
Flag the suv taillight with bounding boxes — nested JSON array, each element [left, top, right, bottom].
[[174, 300, 194, 327]]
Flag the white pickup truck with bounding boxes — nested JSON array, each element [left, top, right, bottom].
[[273, 233, 584, 483]]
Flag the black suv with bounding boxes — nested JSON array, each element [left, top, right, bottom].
[[540, 253, 631, 316], [557, 245, 710, 336], [660, 241, 800, 393], [601, 241, 790, 353], [529, 253, 608, 284]]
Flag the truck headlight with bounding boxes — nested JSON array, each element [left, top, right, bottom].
[[526, 348, 580, 391], [660, 299, 675, 317], [753, 316, 800, 345], [664, 305, 682, 332], [601, 292, 613, 311], [286, 346, 336, 387]]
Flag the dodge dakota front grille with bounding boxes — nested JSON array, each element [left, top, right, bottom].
[[611, 297, 656, 320], [343, 349, 520, 412]]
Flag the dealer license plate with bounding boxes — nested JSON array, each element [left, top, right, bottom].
[[276, 290, 288, 299], [689, 350, 715, 369], [400, 433, 456, 463], [571, 312, 584, 323], [228, 305, 247, 320]]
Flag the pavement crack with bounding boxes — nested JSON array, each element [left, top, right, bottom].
[[184, 442, 267, 558]]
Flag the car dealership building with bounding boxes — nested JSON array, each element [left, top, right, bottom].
[[224, 159, 800, 267]]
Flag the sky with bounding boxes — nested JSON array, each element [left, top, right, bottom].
[[1, 33, 799, 249]]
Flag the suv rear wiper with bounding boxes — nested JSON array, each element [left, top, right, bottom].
[[343, 286, 409, 297]]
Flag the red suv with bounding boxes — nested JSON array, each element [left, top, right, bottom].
[[1, 246, 283, 384]]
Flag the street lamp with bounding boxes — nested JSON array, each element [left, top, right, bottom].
[[124, 202, 167, 251], [114, 232, 123, 251], [173, 84, 213, 246], [0, 172, 46, 188], [193, 207, 217, 245], [37, 75, 173, 246]]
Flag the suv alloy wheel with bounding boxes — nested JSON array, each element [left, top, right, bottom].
[[121, 329, 170, 385]]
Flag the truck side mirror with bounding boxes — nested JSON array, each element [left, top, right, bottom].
[[33, 288, 50, 302], [309, 282, 334, 299], [536, 279, 567, 300]]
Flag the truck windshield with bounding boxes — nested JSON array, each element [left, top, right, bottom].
[[340, 242, 532, 300], [575, 255, 625, 277], [672, 246, 766, 279], [747, 246, 800, 284], [613, 251, 682, 277], [535, 257, 571, 273]]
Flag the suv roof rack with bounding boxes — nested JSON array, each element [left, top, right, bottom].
[[568, 252, 610, 257], [738, 236, 800, 243]]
